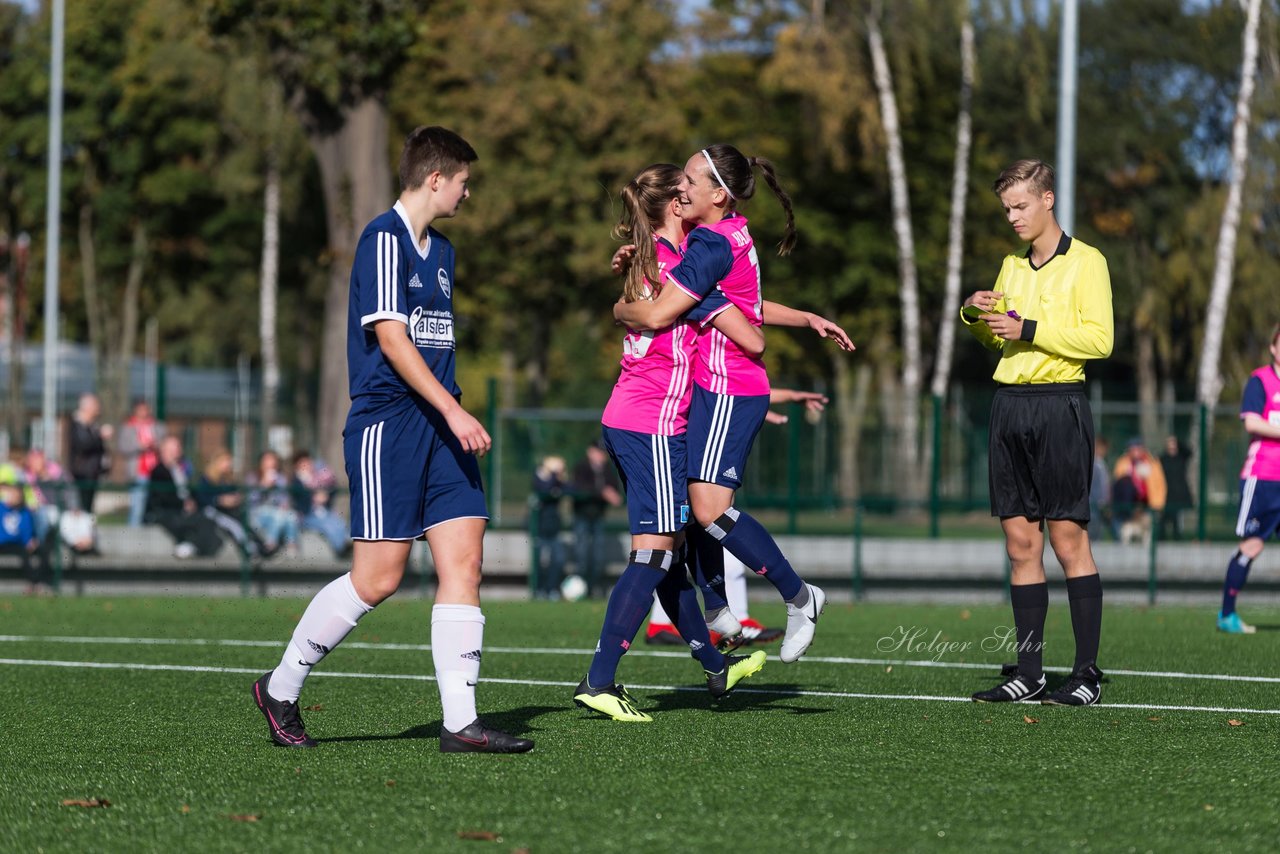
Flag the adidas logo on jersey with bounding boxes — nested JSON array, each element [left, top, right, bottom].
[[722, 467, 739, 481], [408, 272, 423, 289], [461, 649, 482, 662]]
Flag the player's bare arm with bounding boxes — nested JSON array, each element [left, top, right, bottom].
[[613, 281, 698, 330], [761, 300, 855, 352], [373, 320, 491, 456], [710, 304, 766, 357], [1244, 412, 1280, 440]]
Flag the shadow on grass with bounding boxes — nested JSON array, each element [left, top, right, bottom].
[[317, 704, 559, 744], [642, 683, 833, 716]]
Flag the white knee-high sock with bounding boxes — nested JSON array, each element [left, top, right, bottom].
[[432, 603, 486, 733], [724, 550, 749, 619], [268, 573, 373, 702]]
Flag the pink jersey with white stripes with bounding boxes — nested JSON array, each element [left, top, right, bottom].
[[667, 214, 770, 397], [601, 239, 696, 436], [1240, 365, 1280, 481]]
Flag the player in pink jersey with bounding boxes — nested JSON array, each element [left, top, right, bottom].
[[575, 163, 769, 722], [615, 144, 853, 664], [1217, 323, 1280, 634]]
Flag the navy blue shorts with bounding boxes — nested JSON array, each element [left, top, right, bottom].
[[343, 401, 488, 541], [601, 426, 690, 535], [1236, 478, 1280, 540], [686, 385, 770, 488]]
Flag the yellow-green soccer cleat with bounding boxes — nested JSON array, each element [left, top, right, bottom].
[[705, 649, 767, 699], [573, 677, 653, 722]]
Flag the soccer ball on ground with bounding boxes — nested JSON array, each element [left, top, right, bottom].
[[560, 575, 588, 602]]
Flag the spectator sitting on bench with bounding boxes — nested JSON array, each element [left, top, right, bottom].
[[247, 450, 300, 557], [1, 461, 52, 594], [288, 450, 352, 558], [195, 448, 275, 559], [147, 436, 223, 559], [20, 447, 95, 555]]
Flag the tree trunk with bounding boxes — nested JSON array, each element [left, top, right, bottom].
[[78, 200, 103, 385], [867, 9, 922, 497], [929, 16, 974, 400], [259, 147, 281, 440], [1196, 0, 1262, 408], [833, 350, 871, 503], [1136, 312, 1159, 445], [105, 221, 147, 423], [304, 97, 392, 476]]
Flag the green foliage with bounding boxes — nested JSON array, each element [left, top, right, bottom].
[[2, 0, 1276, 425]]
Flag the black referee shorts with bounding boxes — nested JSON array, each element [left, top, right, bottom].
[[988, 382, 1094, 522]]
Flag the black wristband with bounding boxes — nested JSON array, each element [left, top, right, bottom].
[[1019, 318, 1037, 342]]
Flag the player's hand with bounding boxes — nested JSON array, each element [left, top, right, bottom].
[[963, 290, 1002, 312], [981, 312, 1024, 341], [611, 244, 637, 275], [445, 408, 492, 457], [765, 410, 789, 425], [806, 313, 855, 352]]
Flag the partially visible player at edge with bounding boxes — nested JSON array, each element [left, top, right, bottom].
[[251, 127, 533, 753], [574, 163, 770, 722], [615, 144, 853, 663], [1216, 323, 1280, 634], [962, 158, 1113, 706]]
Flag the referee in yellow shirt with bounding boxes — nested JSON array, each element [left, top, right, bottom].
[[962, 159, 1113, 706]]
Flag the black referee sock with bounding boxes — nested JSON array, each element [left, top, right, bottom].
[[1066, 573, 1104, 673], [1009, 582, 1049, 681]]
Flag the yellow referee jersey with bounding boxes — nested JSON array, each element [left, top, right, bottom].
[[962, 234, 1113, 384]]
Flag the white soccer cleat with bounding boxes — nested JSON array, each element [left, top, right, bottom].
[[706, 608, 743, 650], [780, 584, 826, 662]]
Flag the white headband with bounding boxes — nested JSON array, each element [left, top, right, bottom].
[[701, 149, 736, 200]]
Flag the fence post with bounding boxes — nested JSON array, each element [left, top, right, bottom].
[[486, 377, 497, 520], [787, 402, 800, 535], [527, 499, 539, 599], [1147, 508, 1159, 605], [929, 393, 942, 538], [851, 501, 864, 601], [155, 362, 167, 420], [1197, 402, 1208, 541]]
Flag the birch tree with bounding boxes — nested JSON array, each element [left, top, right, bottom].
[[928, 14, 975, 399], [1196, 0, 1263, 409], [867, 5, 922, 490]]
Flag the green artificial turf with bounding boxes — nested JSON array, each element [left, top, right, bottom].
[[2, 595, 1278, 852]]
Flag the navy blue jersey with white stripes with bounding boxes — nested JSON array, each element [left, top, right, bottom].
[[347, 201, 459, 431]]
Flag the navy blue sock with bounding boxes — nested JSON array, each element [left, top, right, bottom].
[[707, 507, 803, 601], [587, 552, 669, 688], [1221, 551, 1253, 617], [654, 562, 725, 673], [686, 526, 729, 613]]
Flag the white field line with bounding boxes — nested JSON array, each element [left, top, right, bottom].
[[0, 656, 1278, 717], [2, 634, 1280, 685]]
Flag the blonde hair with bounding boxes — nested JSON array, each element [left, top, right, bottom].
[[993, 159, 1055, 197], [614, 164, 685, 303]]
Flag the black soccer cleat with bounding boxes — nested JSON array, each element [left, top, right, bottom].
[[971, 670, 1047, 703], [252, 671, 317, 748], [440, 718, 535, 753], [705, 649, 767, 699], [1041, 664, 1104, 706]]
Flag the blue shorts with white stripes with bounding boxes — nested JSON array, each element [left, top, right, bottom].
[[343, 399, 488, 541], [601, 426, 690, 535], [1236, 477, 1280, 541], [686, 385, 770, 489]]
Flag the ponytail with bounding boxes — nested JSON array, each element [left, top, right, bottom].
[[749, 156, 797, 256], [613, 164, 685, 303]]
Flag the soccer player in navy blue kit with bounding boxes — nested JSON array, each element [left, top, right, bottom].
[[252, 127, 533, 753]]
